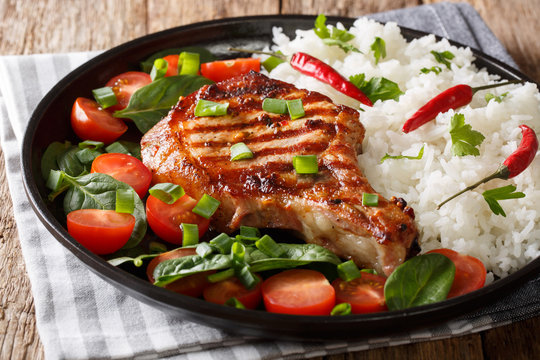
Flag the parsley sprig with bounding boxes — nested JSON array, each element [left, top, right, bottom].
[[314, 14, 360, 53], [380, 145, 425, 163], [431, 50, 455, 69], [485, 92, 508, 103], [370, 37, 386, 64], [482, 185, 525, 217], [349, 74, 403, 103], [449, 114, 485, 156]]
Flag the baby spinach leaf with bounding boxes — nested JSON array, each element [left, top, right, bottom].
[[114, 75, 213, 133], [482, 185, 525, 217], [449, 113, 485, 156], [140, 47, 216, 73], [249, 243, 341, 272], [62, 173, 147, 248], [57, 146, 90, 177], [384, 253, 455, 310], [41, 141, 72, 180], [349, 74, 403, 103], [153, 254, 232, 286]]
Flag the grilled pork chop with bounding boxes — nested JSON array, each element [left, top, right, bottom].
[[141, 71, 418, 275]]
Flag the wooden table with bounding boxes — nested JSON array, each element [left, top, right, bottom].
[[1, 1, 539, 359]]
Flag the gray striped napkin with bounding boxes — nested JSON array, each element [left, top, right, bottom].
[[1, 3, 538, 359]]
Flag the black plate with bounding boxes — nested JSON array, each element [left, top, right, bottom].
[[21, 15, 540, 341]]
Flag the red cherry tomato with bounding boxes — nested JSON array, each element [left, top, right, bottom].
[[203, 276, 262, 309], [146, 247, 212, 297], [67, 209, 135, 255], [200, 58, 260, 82], [332, 273, 387, 314], [90, 153, 152, 198], [163, 54, 179, 77], [146, 194, 210, 245], [71, 97, 127, 144], [427, 248, 486, 298], [261, 269, 336, 315], [105, 71, 152, 111]]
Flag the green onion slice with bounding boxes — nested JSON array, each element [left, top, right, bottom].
[[262, 54, 285, 72], [115, 189, 135, 214], [255, 234, 284, 258], [337, 260, 362, 281], [262, 98, 288, 114], [286, 99, 305, 119], [207, 268, 235, 283], [149, 183, 185, 204], [46, 169, 65, 192], [179, 52, 200, 75], [196, 242, 213, 258], [231, 242, 246, 264], [240, 226, 260, 239], [150, 58, 168, 81], [149, 241, 167, 254], [235, 265, 259, 289], [78, 140, 104, 150], [230, 142, 254, 161], [92, 86, 117, 109], [192, 194, 220, 219], [209, 233, 234, 254], [331, 303, 352, 316], [181, 223, 199, 246], [225, 297, 246, 309], [194, 99, 229, 117], [362, 193, 379, 207], [292, 155, 318, 174]]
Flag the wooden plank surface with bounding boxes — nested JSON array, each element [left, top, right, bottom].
[[0, 1, 538, 359]]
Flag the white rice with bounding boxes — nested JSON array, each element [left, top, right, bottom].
[[261, 18, 540, 278]]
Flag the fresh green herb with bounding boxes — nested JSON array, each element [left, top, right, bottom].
[[114, 75, 213, 133], [140, 47, 215, 73], [92, 86, 117, 109], [380, 144, 425, 163], [154, 254, 233, 286], [115, 189, 135, 214], [349, 73, 403, 103], [192, 194, 221, 219], [107, 253, 158, 267], [286, 99, 305, 119], [482, 185, 525, 217], [235, 265, 259, 289], [249, 243, 341, 272], [485, 92, 508, 103], [384, 253, 455, 310], [370, 37, 386, 64], [105, 141, 141, 159], [149, 183, 185, 204], [209, 233, 234, 254], [231, 241, 246, 264], [262, 98, 288, 114], [207, 268, 235, 283], [337, 260, 362, 281], [178, 52, 200, 75], [331, 303, 352, 316], [46, 169, 65, 192], [57, 147, 90, 177], [362, 193, 379, 207], [420, 66, 443, 75], [150, 58, 168, 81], [225, 297, 246, 309], [449, 113, 485, 156], [313, 14, 360, 53], [182, 223, 199, 246], [361, 269, 377, 275], [194, 99, 229, 117], [230, 142, 254, 161], [196, 242, 214, 258], [431, 50, 455, 69], [41, 141, 73, 181], [75, 147, 101, 165], [255, 234, 285, 258], [292, 155, 318, 174], [78, 140, 104, 150]]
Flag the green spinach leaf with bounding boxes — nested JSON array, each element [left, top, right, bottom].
[[153, 254, 232, 286], [384, 253, 455, 310], [41, 141, 72, 180], [250, 243, 341, 272], [57, 146, 90, 177]]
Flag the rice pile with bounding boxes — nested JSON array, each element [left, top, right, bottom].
[[261, 18, 540, 278]]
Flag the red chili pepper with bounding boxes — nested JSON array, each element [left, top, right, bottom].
[[402, 80, 523, 133], [289, 52, 373, 107], [437, 124, 538, 209]]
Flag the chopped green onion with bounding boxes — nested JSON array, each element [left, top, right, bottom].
[[115, 189, 135, 214], [75, 148, 100, 165], [207, 268, 234, 283], [292, 155, 318, 174], [262, 98, 288, 114], [179, 52, 200, 75], [337, 260, 362, 281], [149, 241, 167, 254], [225, 297, 246, 309], [286, 99, 305, 120], [361, 268, 377, 275], [362, 193, 379, 207], [235, 234, 258, 244], [331, 303, 352, 316], [150, 58, 168, 81], [231, 242, 246, 264], [149, 183, 185, 204], [192, 194, 220, 219], [209, 233, 234, 254], [230, 142, 254, 161], [240, 226, 260, 239], [194, 99, 229, 117], [78, 140, 104, 150], [235, 265, 259, 289], [255, 234, 284, 258], [262, 55, 285, 72], [196, 242, 213, 258], [105, 141, 132, 155], [92, 86, 117, 109], [46, 169, 64, 191], [181, 223, 199, 246]]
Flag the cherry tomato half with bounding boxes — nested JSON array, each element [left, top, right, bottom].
[[105, 71, 152, 111], [200, 58, 260, 82], [146, 194, 210, 245], [203, 276, 262, 309], [67, 209, 135, 255], [261, 269, 336, 315], [163, 54, 179, 77], [427, 248, 486, 298], [91, 153, 152, 198], [332, 273, 387, 314], [71, 97, 128, 144], [147, 247, 212, 297]]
